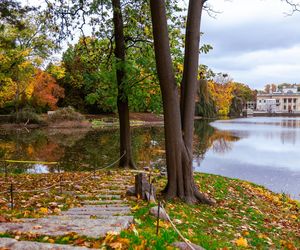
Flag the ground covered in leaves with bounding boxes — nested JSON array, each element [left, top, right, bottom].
[[0, 170, 299, 249]]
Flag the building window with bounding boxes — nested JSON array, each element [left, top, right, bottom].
[[264, 100, 266, 103], [288, 98, 292, 103], [284, 98, 287, 103], [259, 100, 261, 103], [293, 105, 296, 110], [284, 105, 286, 110], [294, 98, 297, 103]]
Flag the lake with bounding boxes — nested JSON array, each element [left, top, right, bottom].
[[0, 117, 299, 200], [198, 117, 300, 200]]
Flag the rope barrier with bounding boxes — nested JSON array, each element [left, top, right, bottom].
[[160, 203, 196, 250], [1, 160, 58, 165], [0, 151, 127, 195]]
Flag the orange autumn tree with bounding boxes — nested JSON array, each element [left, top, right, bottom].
[[31, 70, 65, 110]]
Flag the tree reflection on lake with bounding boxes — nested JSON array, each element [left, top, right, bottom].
[[1, 117, 300, 200], [199, 117, 300, 200]]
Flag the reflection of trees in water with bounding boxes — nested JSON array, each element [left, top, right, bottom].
[[0, 126, 166, 173], [0, 121, 241, 173], [193, 120, 239, 167], [0, 129, 68, 173], [51, 126, 166, 171]]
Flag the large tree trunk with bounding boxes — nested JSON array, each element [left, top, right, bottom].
[[112, 0, 135, 168], [150, 0, 215, 204]]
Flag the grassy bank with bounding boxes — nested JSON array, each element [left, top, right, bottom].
[[123, 173, 299, 249], [0, 171, 299, 249]]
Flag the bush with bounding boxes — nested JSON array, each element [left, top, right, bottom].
[[10, 107, 43, 124], [48, 107, 85, 123]]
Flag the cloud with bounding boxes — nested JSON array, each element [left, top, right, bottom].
[[200, 0, 300, 88]]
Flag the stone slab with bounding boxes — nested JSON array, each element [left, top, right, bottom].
[[0, 238, 89, 250], [97, 194, 121, 199], [0, 216, 134, 238], [82, 199, 125, 204], [61, 206, 130, 216]]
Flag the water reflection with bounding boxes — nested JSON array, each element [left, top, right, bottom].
[[1, 117, 299, 200], [0, 126, 166, 174], [199, 117, 300, 200]]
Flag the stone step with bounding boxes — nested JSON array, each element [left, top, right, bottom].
[[61, 206, 131, 216], [0, 216, 134, 238], [98, 184, 131, 189], [82, 199, 126, 205], [98, 194, 122, 199], [76, 194, 122, 199], [81, 200, 128, 206], [88, 189, 123, 194], [0, 238, 89, 250]]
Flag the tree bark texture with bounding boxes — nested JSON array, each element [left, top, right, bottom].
[[150, 0, 214, 204], [112, 0, 135, 168]]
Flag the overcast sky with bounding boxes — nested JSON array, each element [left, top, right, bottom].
[[198, 0, 300, 89]]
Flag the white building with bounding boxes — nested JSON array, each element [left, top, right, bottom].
[[257, 86, 300, 113]]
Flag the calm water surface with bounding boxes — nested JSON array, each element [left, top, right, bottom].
[[198, 117, 300, 200], [1, 117, 299, 200]]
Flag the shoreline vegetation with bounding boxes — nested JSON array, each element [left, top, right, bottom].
[[0, 170, 299, 249], [0, 110, 165, 130]]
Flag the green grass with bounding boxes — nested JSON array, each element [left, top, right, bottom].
[[122, 173, 300, 249], [1, 171, 299, 249]]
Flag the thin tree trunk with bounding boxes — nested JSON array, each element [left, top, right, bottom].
[[150, 0, 215, 204], [112, 0, 135, 168]]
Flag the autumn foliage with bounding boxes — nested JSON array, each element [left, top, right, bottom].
[[31, 70, 65, 110], [208, 80, 235, 116]]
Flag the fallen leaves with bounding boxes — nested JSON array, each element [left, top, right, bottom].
[[0, 215, 10, 223], [235, 237, 248, 247], [39, 207, 48, 214]]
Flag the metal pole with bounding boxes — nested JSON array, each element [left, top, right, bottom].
[[59, 176, 62, 194], [4, 162, 8, 182], [10, 183, 14, 210], [156, 201, 161, 236]]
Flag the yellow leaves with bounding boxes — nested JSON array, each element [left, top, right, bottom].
[[208, 80, 235, 116], [144, 26, 151, 36], [258, 233, 267, 239], [39, 207, 48, 214], [176, 63, 184, 73], [242, 231, 249, 237], [290, 214, 298, 220], [235, 237, 248, 247], [131, 204, 140, 211], [154, 220, 170, 229], [280, 240, 297, 250], [42, 236, 49, 241], [48, 238, 55, 243]]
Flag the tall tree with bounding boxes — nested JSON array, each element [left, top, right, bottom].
[[112, 0, 135, 168], [150, 0, 215, 204]]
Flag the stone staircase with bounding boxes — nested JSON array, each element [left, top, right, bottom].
[[0, 173, 134, 249]]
